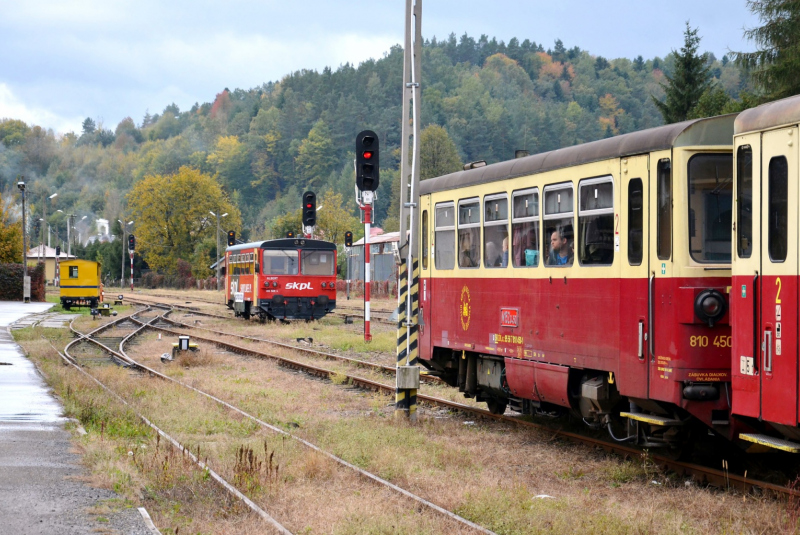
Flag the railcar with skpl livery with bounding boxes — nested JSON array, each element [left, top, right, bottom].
[[59, 259, 103, 310], [415, 114, 742, 451], [225, 238, 337, 321]]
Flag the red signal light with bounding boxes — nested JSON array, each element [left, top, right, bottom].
[[306, 203, 312, 208], [363, 151, 373, 159]]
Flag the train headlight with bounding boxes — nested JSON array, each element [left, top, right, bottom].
[[272, 281, 278, 288], [694, 289, 727, 327], [321, 282, 327, 288]]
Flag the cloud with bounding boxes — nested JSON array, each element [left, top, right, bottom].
[[0, 83, 82, 134]]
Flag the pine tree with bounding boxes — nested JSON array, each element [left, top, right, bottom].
[[652, 23, 712, 123], [731, 0, 800, 101]]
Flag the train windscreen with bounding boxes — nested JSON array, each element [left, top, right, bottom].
[[301, 250, 335, 275], [687, 153, 733, 263], [262, 250, 299, 275]]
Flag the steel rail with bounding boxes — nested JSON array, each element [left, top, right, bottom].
[[64, 314, 291, 534], [126, 312, 800, 499], [71, 312, 497, 534]]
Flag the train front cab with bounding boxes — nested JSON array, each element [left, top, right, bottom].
[[417, 115, 740, 449], [732, 96, 800, 453]]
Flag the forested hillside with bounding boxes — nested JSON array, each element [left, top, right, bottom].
[[0, 33, 749, 275]]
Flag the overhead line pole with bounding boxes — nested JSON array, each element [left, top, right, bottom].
[[396, 0, 422, 420]]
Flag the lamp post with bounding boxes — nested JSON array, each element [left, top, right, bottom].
[[210, 211, 228, 290], [118, 219, 133, 289], [17, 179, 29, 302], [39, 192, 57, 264]]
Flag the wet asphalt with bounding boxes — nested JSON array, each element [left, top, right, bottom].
[[0, 301, 153, 534]]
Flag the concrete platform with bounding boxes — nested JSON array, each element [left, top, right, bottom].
[[0, 301, 153, 534]]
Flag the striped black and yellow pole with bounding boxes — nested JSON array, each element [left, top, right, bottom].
[[395, 259, 420, 419], [395, 259, 410, 417]]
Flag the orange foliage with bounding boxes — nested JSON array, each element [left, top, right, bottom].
[[210, 90, 232, 121]]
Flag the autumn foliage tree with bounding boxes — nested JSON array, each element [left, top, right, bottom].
[[127, 166, 240, 275], [0, 192, 23, 263]]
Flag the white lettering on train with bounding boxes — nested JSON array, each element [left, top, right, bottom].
[[285, 282, 313, 290]]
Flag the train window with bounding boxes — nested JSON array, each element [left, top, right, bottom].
[[578, 177, 614, 266], [458, 198, 480, 268], [737, 146, 753, 258], [768, 156, 788, 262], [422, 210, 428, 270], [628, 178, 643, 265], [543, 184, 574, 267], [434, 202, 455, 270], [302, 251, 335, 275], [483, 194, 508, 268], [656, 159, 671, 260], [688, 153, 733, 263], [262, 250, 299, 275], [512, 188, 539, 267], [69, 266, 78, 278]]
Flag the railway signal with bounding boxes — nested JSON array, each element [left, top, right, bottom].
[[286, 231, 295, 238], [344, 231, 353, 247], [356, 130, 379, 192], [227, 230, 236, 246], [302, 191, 317, 227], [128, 234, 135, 251]]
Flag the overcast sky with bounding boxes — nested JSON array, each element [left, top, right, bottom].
[[0, 1, 760, 135]]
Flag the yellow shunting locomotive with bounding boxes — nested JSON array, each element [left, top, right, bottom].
[[59, 259, 102, 309]]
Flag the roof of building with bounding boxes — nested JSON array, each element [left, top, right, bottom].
[[25, 245, 76, 260]]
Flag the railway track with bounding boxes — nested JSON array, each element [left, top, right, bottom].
[[63, 308, 497, 534], [116, 302, 800, 499]]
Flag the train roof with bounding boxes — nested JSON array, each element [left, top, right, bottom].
[[227, 238, 336, 252], [420, 114, 737, 196], [734, 94, 800, 134]]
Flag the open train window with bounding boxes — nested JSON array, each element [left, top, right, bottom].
[[768, 156, 788, 262], [543, 184, 574, 267], [688, 153, 733, 263], [512, 188, 539, 267], [628, 178, 643, 265], [69, 266, 78, 278], [262, 250, 298, 275], [656, 159, 671, 260], [458, 198, 480, 268], [434, 202, 455, 270], [483, 194, 508, 268], [578, 176, 614, 266], [737, 146, 753, 258]]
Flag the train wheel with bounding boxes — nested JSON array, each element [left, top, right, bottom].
[[487, 398, 508, 415]]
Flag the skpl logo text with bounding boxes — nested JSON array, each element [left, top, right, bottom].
[[285, 282, 313, 290]]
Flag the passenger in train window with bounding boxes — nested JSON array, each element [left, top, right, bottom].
[[501, 236, 509, 267], [485, 242, 502, 267], [547, 227, 574, 266]]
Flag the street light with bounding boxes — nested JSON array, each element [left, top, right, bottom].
[[210, 210, 228, 290], [17, 179, 28, 302], [40, 192, 57, 264], [118, 219, 134, 289]]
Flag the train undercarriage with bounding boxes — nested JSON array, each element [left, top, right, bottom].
[[422, 348, 733, 453]]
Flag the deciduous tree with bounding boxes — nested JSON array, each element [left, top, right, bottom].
[[420, 125, 462, 180], [127, 166, 240, 274], [0, 192, 23, 263]]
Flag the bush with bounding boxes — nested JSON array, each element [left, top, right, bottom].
[[0, 263, 45, 301]]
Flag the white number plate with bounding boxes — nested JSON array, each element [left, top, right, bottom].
[[234, 292, 244, 303]]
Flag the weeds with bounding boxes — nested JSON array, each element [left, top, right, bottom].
[[233, 441, 280, 493]]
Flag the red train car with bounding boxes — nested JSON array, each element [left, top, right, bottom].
[[416, 115, 741, 449], [225, 238, 337, 321], [731, 95, 800, 453]]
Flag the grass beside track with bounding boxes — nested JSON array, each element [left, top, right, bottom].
[[14, 292, 800, 534]]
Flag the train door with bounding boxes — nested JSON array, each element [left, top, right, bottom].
[[648, 155, 673, 400], [419, 196, 432, 358], [618, 155, 650, 398], [731, 135, 761, 418], [758, 127, 799, 425]]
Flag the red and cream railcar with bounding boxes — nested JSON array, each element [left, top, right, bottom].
[[731, 95, 800, 453], [225, 238, 337, 321], [417, 115, 740, 448]]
